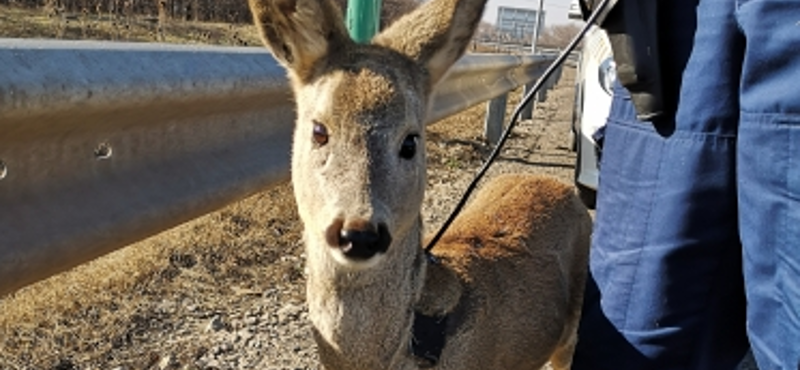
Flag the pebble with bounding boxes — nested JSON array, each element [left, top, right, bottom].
[[205, 315, 225, 332], [158, 354, 176, 370], [235, 330, 253, 344], [277, 304, 303, 324], [244, 316, 259, 326]]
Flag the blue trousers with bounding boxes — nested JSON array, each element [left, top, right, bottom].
[[572, 0, 800, 369]]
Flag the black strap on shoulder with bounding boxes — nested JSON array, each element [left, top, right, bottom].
[[410, 312, 449, 368]]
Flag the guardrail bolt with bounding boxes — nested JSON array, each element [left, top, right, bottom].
[[0, 160, 7, 180], [94, 143, 113, 160]]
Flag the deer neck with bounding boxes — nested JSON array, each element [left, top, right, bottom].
[[305, 216, 427, 370]]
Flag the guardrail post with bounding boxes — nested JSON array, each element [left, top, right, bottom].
[[537, 82, 548, 102], [521, 81, 535, 120], [526, 61, 562, 117], [538, 66, 559, 103], [484, 93, 508, 145], [554, 63, 564, 84]]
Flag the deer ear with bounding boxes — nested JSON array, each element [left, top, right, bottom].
[[373, 0, 486, 87], [249, 0, 350, 82]]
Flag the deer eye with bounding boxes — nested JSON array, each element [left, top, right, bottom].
[[312, 121, 329, 146], [399, 134, 419, 160]]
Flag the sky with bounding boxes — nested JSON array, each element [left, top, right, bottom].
[[482, 0, 579, 26]]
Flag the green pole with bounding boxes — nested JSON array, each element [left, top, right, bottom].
[[346, 0, 383, 43]]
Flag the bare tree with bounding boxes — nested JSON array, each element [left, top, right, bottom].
[[475, 21, 497, 41], [9, 0, 419, 26], [537, 23, 582, 49]]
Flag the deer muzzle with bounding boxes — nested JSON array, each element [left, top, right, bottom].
[[328, 219, 392, 260]]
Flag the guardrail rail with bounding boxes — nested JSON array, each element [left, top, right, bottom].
[[0, 38, 556, 296]]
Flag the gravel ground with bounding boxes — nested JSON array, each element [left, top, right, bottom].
[[0, 66, 759, 370]]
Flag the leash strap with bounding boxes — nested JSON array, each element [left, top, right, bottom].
[[410, 312, 449, 368]]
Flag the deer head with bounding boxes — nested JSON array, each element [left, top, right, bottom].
[[250, 0, 486, 270]]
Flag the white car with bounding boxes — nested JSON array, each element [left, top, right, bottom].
[[568, 3, 615, 209]]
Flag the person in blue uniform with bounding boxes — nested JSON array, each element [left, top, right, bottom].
[[571, 0, 800, 369]]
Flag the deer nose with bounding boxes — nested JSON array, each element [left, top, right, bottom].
[[335, 220, 392, 260]]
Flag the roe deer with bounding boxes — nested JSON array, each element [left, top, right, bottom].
[[248, 0, 593, 369]]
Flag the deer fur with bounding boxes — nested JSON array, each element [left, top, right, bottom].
[[248, 0, 593, 369]]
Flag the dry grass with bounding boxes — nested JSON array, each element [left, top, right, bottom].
[[0, 183, 306, 368], [426, 87, 525, 173], [0, 4, 261, 45]]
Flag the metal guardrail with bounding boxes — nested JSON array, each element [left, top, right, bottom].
[[0, 38, 555, 297]]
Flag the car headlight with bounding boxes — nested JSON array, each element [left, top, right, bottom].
[[598, 57, 617, 96]]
